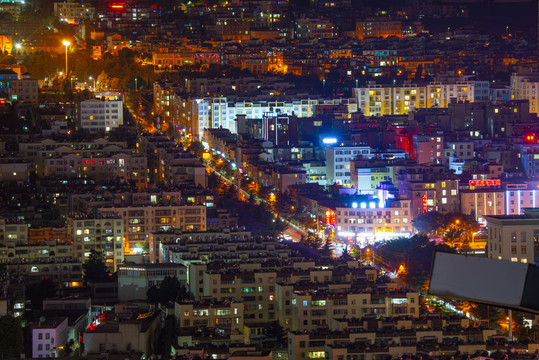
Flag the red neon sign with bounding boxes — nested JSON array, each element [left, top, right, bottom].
[[469, 179, 500, 187], [422, 194, 427, 215], [109, 3, 125, 10], [326, 210, 336, 225]]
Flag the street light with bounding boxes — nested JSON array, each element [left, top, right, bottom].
[[89, 76, 95, 91], [62, 40, 70, 79]]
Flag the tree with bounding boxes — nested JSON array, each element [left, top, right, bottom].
[[26, 279, 56, 310], [443, 227, 463, 247], [187, 139, 205, 157], [159, 276, 183, 304], [319, 239, 334, 257], [0, 314, 24, 357], [411, 211, 445, 234], [264, 321, 286, 347], [147, 285, 159, 305], [300, 234, 324, 251], [340, 245, 353, 261], [59, 339, 75, 357], [414, 64, 424, 81], [147, 276, 191, 305], [156, 315, 176, 357], [83, 250, 109, 284]]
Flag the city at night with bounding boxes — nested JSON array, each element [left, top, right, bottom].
[[0, 0, 538, 359]]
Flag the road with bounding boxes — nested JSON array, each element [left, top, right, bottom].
[[209, 165, 308, 241]]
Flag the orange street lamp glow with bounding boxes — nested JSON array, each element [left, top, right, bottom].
[[62, 40, 71, 78]]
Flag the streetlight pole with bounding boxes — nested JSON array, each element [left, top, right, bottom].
[[237, 168, 243, 200], [62, 40, 70, 82], [134, 77, 138, 91]]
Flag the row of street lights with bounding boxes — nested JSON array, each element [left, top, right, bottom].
[[59, 40, 140, 92]]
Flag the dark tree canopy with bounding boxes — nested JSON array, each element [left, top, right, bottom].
[[26, 279, 56, 310], [83, 250, 109, 284], [0, 314, 24, 357], [147, 276, 191, 305]]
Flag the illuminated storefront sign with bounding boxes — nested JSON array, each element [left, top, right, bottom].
[[469, 179, 500, 187]]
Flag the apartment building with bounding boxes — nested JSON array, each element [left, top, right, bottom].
[[355, 82, 474, 117], [296, 18, 337, 39], [0, 69, 38, 103], [194, 261, 328, 320], [510, 72, 539, 115], [288, 289, 418, 333], [355, 18, 402, 40], [272, 166, 306, 193], [0, 3, 22, 20], [291, 320, 498, 360], [67, 214, 125, 270], [325, 146, 372, 186], [412, 134, 444, 165], [18, 138, 129, 161], [176, 300, 244, 342], [78, 99, 123, 132], [117, 263, 187, 301], [28, 227, 69, 244], [53, 0, 95, 23], [444, 141, 475, 165], [156, 230, 290, 266], [459, 180, 539, 223], [516, 142, 539, 177], [203, 267, 279, 323], [83, 310, 162, 356], [350, 159, 411, 193], [31, 317, 68, 358], [196, 260, 416, 332], [460, 189, 504, 224], [504, 182, 539, 215], [0, 218, 28, 246], [98, 204, 207, 254], [153, 87, 355, 138], [0, 160, 30, 185], [335, 199, 413, 244], [44, 153, 148, 189], [5, 258, 83, 288], [0, 241, 73, 263], [398, 170, 459, 217], [190, 97, 323, 138], [10, 76, 39, 103], [486, 208, 539, 264]]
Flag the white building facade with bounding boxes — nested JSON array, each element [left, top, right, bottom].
[[336, 199, 412, 245], [32, 317, 68, 358], [79, 99, 123, 132], [325, 146, 372, 186]]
